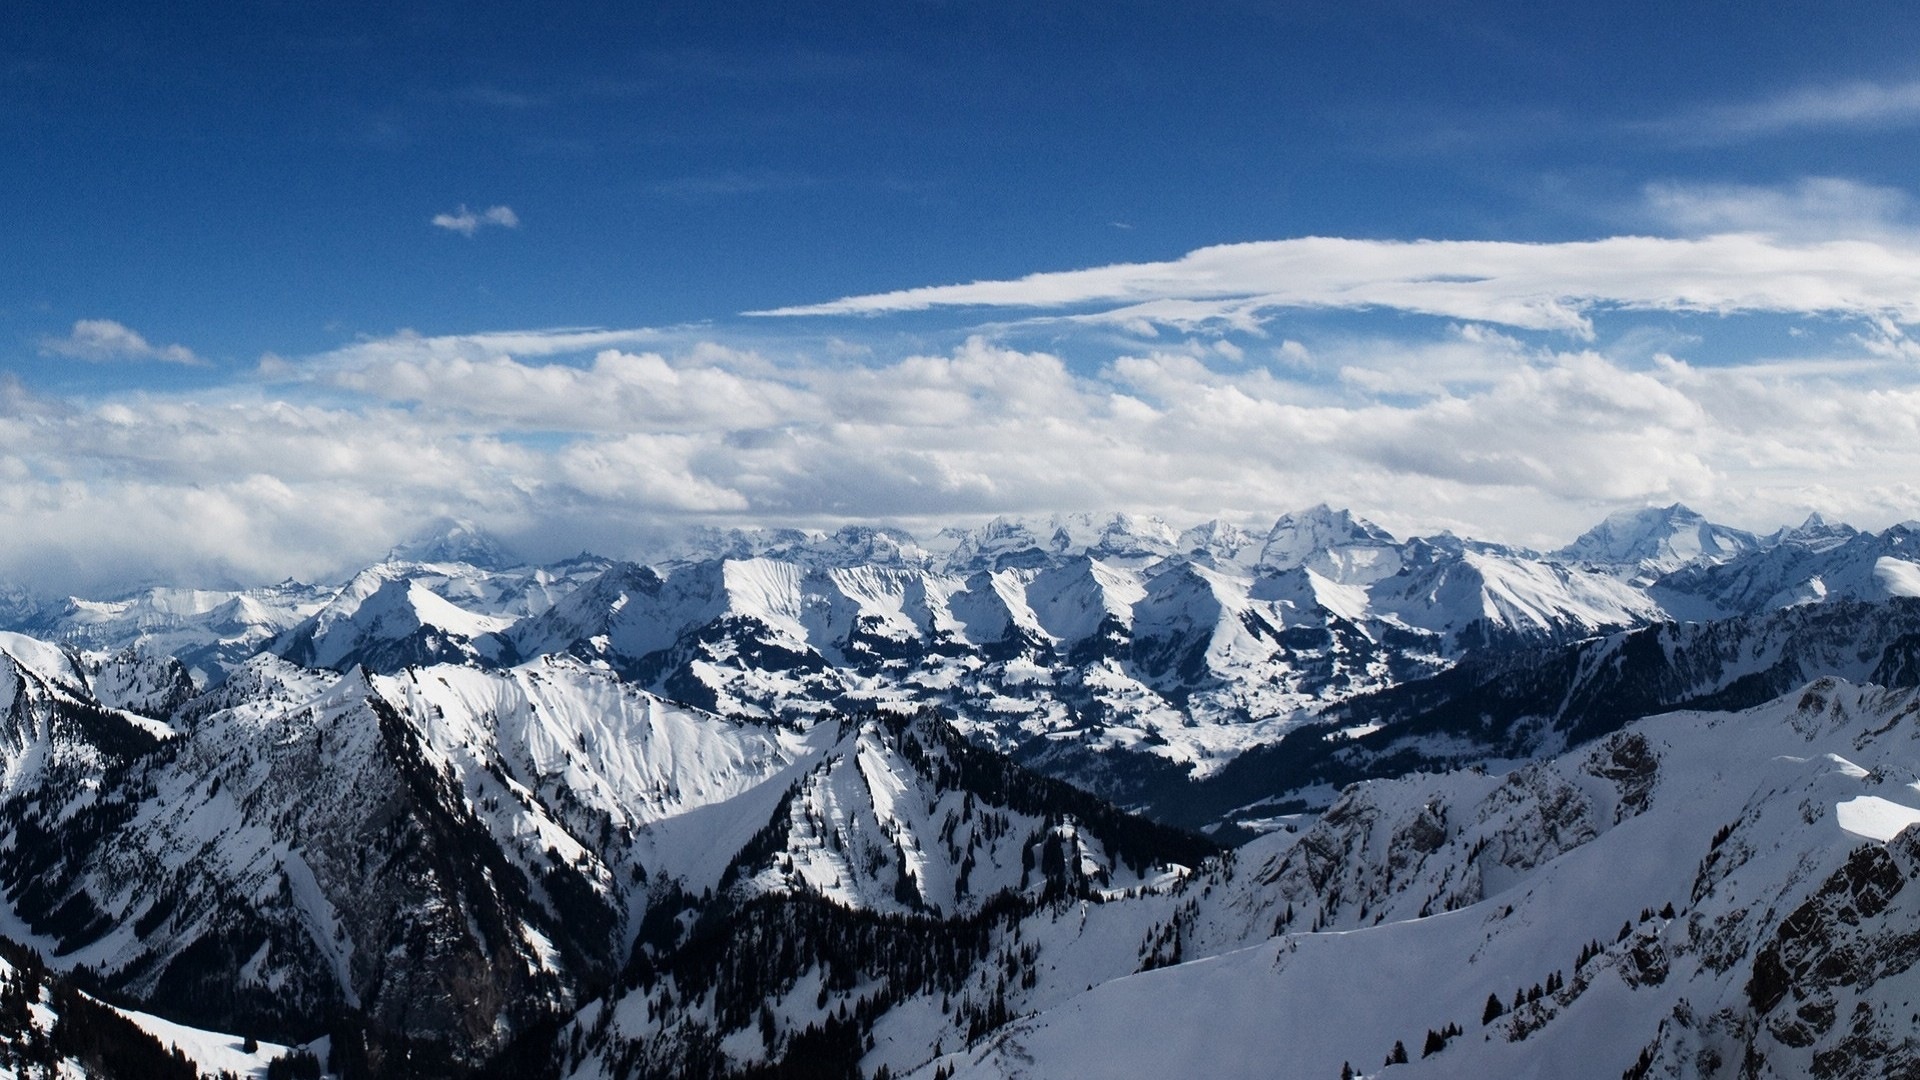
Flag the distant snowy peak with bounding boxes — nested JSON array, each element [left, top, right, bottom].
[[1175, 519, 1262, 565], [1765, 510, 1859, 552], [936, 511, 1181, 572], [387, 516, 521, 570], [633, 523, 934, 570], [272, 572, 511, 672], [1651, 522, 1920, 621], [1373, 544, 1661, 648], [1554, 502, 1760, 582], [1256, 504, 1402, 584]]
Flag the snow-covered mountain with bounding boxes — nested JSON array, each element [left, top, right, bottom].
[[899, 678, 1920, 1080], [0, 625, 1206, 1073], [0, 937, 317, 1080], [1556, 503, 1764, 585], [0, 505, 1915, 1077], [1652, 520, 1920, 620], [11, 503, 1903, 813], [386, 515, 524, 570], [18, 579, 335, 686]]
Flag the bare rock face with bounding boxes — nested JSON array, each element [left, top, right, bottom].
[[1744, 829, 1920, 1076], [0, 656, 622, 1069]]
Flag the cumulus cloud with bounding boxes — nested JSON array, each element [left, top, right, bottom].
[[431, 204, 520, 236], [0, 317, 1904, 595], [752, 231, 1920, 337], [39, 319, 204, 365]]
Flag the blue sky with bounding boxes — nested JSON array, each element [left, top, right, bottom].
[[7, 1, 1920, 588]]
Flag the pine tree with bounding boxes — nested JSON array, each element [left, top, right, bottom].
[[1482, 992, 1504, 1025], [1386, 1039, 1409, 1065]]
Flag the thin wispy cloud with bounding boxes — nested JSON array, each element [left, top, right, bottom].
[[38, 319, 205, 365], [262, 326, 667, 378], [754, 231, 1920, 336], [1642, 177, 1915, 241], [431, 204, 521, 236], [1656, 77, 1920, 142], [652, 170, 825, 200]]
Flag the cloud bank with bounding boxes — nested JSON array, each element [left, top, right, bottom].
[[1, 316, 1916, 594]]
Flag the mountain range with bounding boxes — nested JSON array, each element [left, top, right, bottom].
[[0, 504, 1917, 1077]]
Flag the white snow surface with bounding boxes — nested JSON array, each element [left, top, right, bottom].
[[1834, 794, 1920, 842], [828, 678, 1920, 1080], [123, 1007, 301, 1079]]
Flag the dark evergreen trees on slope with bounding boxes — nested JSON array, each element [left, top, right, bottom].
[[885, 710, 1219, 875], [0, 935, 198, 1080]]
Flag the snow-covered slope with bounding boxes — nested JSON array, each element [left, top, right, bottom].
[[0, 621, 1209, 1075], [1378, 536, 1663, 650], [0, 638, 817, 1066], [548, 669, 1920, 1080], [274, 571, 512, 670], [925, 678, 1920, 1080], [1257, 503, 1405, 583], [0, 936, 315, 1080]]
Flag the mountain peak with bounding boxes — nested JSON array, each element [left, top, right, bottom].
[[1556, 503, 1759, 582], [936, 511, 1180, 571], [1257, 505, 1401, 583], [387, 517, 520, 570]]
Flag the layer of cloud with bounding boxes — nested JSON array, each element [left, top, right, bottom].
[[431, 204, 520, 236], [3, 315, 1918, 594], [753, 231, 1920, 337], [39, 319, 204, 365]]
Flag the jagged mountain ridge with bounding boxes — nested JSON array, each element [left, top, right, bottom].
[[1169, 595, 1920, 832], [555, 676, 1920, 1080], [0, 627, 1209, 1074], [0, 506, 1914, 1076], [10, 504, 1916, 814]]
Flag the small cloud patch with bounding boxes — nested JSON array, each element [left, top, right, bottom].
[[40, 319, 204, 365], [432, 204, 520, 236]]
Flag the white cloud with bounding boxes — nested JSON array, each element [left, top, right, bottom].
[[19, 169, 1920, 592], [8, 301, 1920, 591], [752, 231, 1920, 337], [431, 204, 520, 236], [39, 319, 204, 365]]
